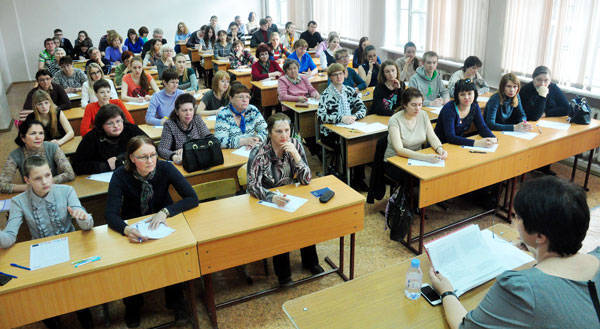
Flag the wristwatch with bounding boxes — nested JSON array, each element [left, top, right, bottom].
[[441, 291, 458, 303], [159, 208, 170, 217]]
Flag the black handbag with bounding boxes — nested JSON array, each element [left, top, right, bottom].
[[385, 185, 413, 242], [182, 134, 224, 172], [568, 97, 591, 125]]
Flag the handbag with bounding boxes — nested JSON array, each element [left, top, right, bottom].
[[568, 97, 591, 125], [182, 134, 224, 172], [385, 185, 413, 242]]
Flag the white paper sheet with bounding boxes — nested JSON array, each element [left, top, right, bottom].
[[132, 219, 175, 239], [536, 120, 571, 130], [407, 159, 445, 167], [204, 115, 217, 121], [427, 106, 443, 114], [125, 101, 149, 106], [153, 125, 162, 129], [262, 80, 278, 86], [235, 67, 251, 73], [462, 143, 499, 153], [86, 171, 113, 183], [502, 131, 537, 140], [478, 96, 490, 102], [30, 237, 70, 270], [306, 98, 319, 105], [0, 199, 10, 212], [258, 194, 308, 213], [358, 122, 388, 133], [335, 122, 368, 130], [67, 93, 79, 98], [232, 147, 252, 157]]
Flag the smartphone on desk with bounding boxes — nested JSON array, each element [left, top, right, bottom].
[[421, 284, 441, 306]]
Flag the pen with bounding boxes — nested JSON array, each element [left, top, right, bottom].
[[537, 126, 542, 134], [75, 256, 101, 268], [10, 263, 30, 271], [469, 150, 486, 154], [0, 271, 17, 279]]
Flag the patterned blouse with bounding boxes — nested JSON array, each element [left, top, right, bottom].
[[317, 83, 367, 136], [53, 68, 88, 89], [0, 142, 75, 193], [229, 49, 255, 69], [158, 115, 211, 160], [247, 138, 311, 202], [214, 104, 267, 148]]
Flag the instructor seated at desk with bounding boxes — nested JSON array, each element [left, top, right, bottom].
[[429, 176, 600, 329], [247, 113, 324, 285], [72, 104, 146, 175], [0, 156, 94, 329], [434, 79, 497, 148], [105, 135, 198, 328], [214, 82, 267, 149]]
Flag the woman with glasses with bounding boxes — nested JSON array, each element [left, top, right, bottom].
[[105, 135, 198, 328], [72, 104, 146, 175], [287, 39, 317, 76], [81, 62, 118, 107]]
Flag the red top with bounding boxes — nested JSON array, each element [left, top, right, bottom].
[[251, 60, 283, 81], [80, 99, 136, 136], [122, 73, 154, 97]]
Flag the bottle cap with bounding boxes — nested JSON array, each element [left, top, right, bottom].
[[411, 258, 420, 268]]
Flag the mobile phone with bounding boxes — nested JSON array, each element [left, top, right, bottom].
[[421, 284, 441, 306]]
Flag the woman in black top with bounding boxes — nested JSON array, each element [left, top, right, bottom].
[[72, 104, 146, 174], [86, 47, 111, 74], [105, 135, 198, 327], [371, 60, 405, 116], [358, 45, 380, 88], [25, 89, 74, 145]]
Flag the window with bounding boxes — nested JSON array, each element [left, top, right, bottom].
[[311, 0, 368, 41], [502, 0, 600, 92], [387, 0, 427, 51], [268, 0, 289, 26]]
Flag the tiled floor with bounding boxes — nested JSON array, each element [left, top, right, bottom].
[[2, 83, 599, 329]]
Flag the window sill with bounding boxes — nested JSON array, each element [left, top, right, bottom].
[[516, 75, 600, 101]]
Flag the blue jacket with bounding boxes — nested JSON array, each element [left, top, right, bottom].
[[434, 101, 495, 146], [484, 93, 526, 131], [327, 67, 367, 91], [519, 82, 569, 121]]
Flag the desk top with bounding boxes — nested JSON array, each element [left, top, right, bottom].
[[323, 114, 390, 140], [212, 59, 230, 65], [283, 224, 529, 329], [387, 117, 600, 181], [61, 136, 82, 155], [183, 175, 365, 243], [250, 73, 328, 90], [0, 213, 196, 294], [227, 68, 252, 76], [172, 148, 248, 179]]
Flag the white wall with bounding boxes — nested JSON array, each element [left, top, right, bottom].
[[3, 0, 263, 82]]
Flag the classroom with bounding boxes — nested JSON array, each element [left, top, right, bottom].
[[0, 0, 599, 328]]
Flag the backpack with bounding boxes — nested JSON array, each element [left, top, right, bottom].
[[385, 185, 413, 242]]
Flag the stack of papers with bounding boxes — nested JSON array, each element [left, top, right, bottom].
[[125, 101, 149, 106], [87, 172, 113, 183], [232, 147, 252, 157], [537, 120, 570, 130], [30, 237, 70, 270], [306, 98, 319, 105], [407, 159, 445, 167], [462, 144, 499, 152], [67, 93, 79, 98], [132, 220, 175, 239], [502, 131, 537, 140], [336, 122, 387, 133], [427, 106, 443, 114], [235, 67, 251, 73], [258, 194, 308, 213], [262, 80, 278, 86]]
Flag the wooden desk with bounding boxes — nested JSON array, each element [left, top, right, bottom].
[[228, 68, 252, 88], [323, 114, 392, 184], [251, 73, 328, 107], [65, 102, 149, 136], [61, 136, 82, 156], [283, 224, 527, 329], [183, 175, 365, 328], [282, 87, 376, 139], [201, 52, 214, 70], [387, 117, 600, 253], [212, 59, 230, 72], [0, 214, 201, 329]]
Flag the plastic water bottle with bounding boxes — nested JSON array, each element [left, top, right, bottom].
[[405, 258, 422, 300]]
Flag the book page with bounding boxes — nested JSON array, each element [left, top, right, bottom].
[[258, 194, 307, 213], [30, 237, 70, 270]]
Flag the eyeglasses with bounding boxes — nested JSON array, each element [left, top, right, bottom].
[[90, 70, 101, 76], [104, 119, 123, 127], [134, 153, 157, 162], [38, 77, 52, 82]]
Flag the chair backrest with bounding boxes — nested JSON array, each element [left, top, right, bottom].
[[237, 164, 247, 188], [192, 178, 237, 202]]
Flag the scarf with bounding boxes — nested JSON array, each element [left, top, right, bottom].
[[229, 103, 247, 133], [133, 168, 156, 215], [285, 75, 301, 85], [259, 61, 270, 74]]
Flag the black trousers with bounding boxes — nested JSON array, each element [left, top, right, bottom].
[[273, 245, 319, 279], [320, 134, 365, 181], [123, 283, 186, 311]]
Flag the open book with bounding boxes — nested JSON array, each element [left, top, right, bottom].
[[425, 224, 534, 297]]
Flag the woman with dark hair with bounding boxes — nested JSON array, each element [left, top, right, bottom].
[[247, 113, 323, 285], [124, 28, 144, 54], [74, 30, 92, 50], [147, 69, 184, 125], [251, 43, 283, 81], [80, 79, 135, 136], [353, 37, 369, 68], [448, 56, 490, 96], [200, 25, 216, 50], [20, 69, 71, 121], [138, 26, 149, 43], [520, 65, 570, 121], [434, 79, 497, 147], [74, 36, 93, 60], [430, 176, 600, 329], [484, 73, 531, 132], [105, 135, 198, 328], [228, 40, 255, 69], [121, 57, 159, 103], [26, 90, 74, 145], [158, 93, 211, 164], [215, 82, 267, 149], [72, 104, 146, 175], [143, 39, 162, 66], [357, 45, 380, 87], [114, 51, 134, 86], [371, 60, 405, 116], [247, 11, 258, 34], [0, 119, 74, 193], [213, 30, 232, 59], [396, 42, 420, 82], [227, 22, 243, 43]]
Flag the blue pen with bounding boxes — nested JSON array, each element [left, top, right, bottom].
[[10, 263, 30, 271], [0, 271, 17, 279], [74, 256, 101, 268]]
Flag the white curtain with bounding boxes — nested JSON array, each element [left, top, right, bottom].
[[502, 0, 600, 90], [312, 0, 369, 41], [426, 0, 488, 61]]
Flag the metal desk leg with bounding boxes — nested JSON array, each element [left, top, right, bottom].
[[202, 274, 218, 329], [571, 154, 579, 182], [418, 208, 425, 254], [340, 135, 350, 185], [187, 280, 200, 329], [584, 149, 595, 191], [350, 233, 356, 280], [507, 177, 517, 222]]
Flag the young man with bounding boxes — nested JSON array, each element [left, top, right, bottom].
[[300, 21, 323, 50], [38, 38, 56, 71], [209, 15, 221, 32], [266, 16, 279, 33], [54, 28, 74, 57], [408, 51, 449, 106], [331, 48, 366, 91], [80, 79, 135, 136], [21, 70, 71, 121], [250, 18, 271, 48], [141, 28, 168, 58], [53, 56, 87, 93]]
